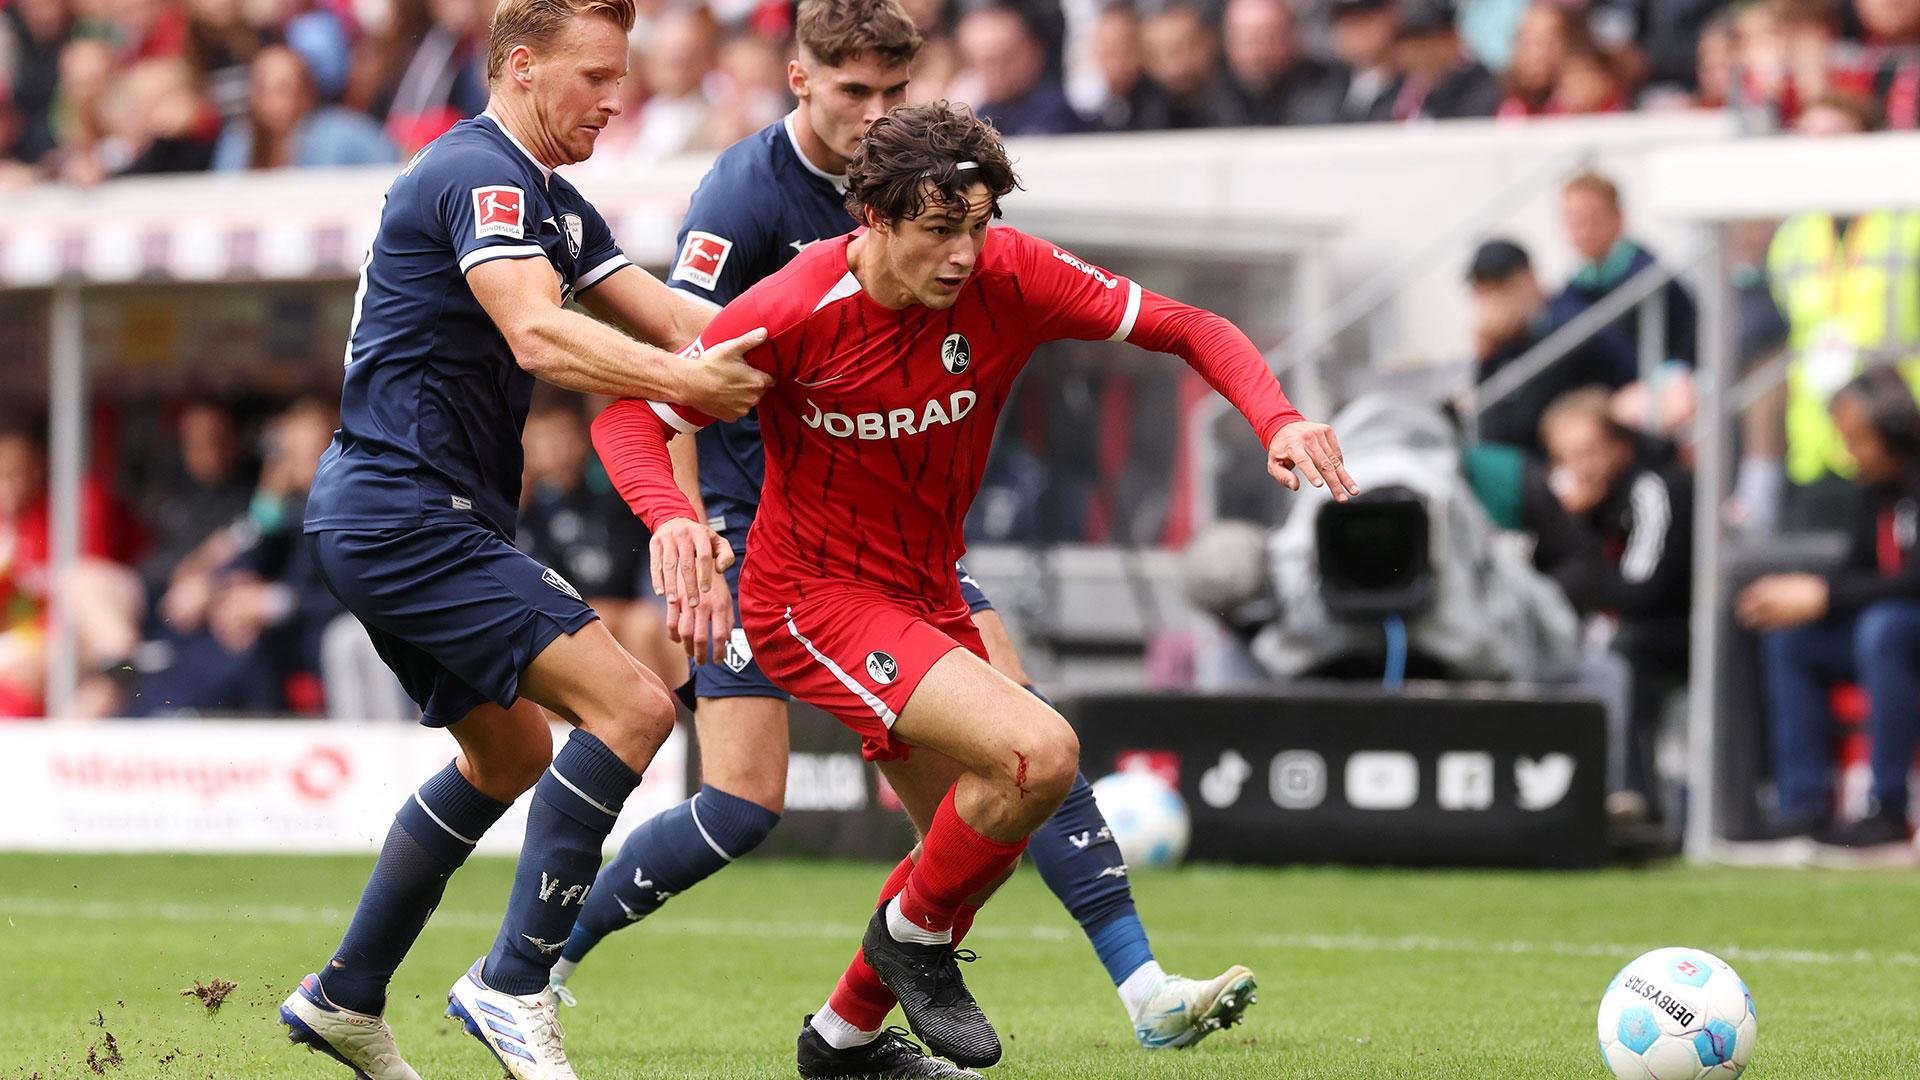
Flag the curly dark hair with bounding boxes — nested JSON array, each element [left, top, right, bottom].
[[844, 102, 1020, 226]]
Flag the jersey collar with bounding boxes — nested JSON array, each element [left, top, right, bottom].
[[480, 110, 554, 187], [783, 111, 847, 193]]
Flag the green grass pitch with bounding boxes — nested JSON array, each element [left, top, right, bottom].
[[4, 852, 1920, 1078]]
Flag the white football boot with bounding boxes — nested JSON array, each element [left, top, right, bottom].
[[279, 973, 423, 1080], [1133, 964, 1259, 1050], [447, 958, 578, 1079]]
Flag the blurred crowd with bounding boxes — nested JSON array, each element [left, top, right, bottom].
[[0, 388, 678, 724], [6, 0, 1920, 189], [1452, 91, 1920, 853], [1179, 89, 1920, 853]]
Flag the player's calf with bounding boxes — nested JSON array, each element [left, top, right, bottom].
[[553, 783, 780, 997]]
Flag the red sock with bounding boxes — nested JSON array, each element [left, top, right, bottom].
[[876, 854, 916, 908], [951, 901, 983, 945], [827, 947, 898, 1032], [896, 786, 1027, 934], [824, 853, 919, 1031], [828, 897, 992, 1031]]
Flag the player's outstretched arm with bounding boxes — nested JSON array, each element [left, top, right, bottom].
[[468, 256, 770, 419], [592, 399, 734, 664], [1127, 291, 1359, 501], [576, 263, 717, 352], [1022, 233, 1356, 500]]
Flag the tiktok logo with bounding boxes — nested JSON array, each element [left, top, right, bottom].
[[1200, 750, 1252, 808]]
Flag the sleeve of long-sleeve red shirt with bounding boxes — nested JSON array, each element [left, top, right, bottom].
[[592, 294, 771, 530], [592, 398, 701, 531], [1012, 229, 1304, 446]]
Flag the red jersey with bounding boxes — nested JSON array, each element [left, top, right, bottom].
[[594, 225, 1303, 606]]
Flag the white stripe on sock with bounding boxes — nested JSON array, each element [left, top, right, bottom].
[[811, 1003, 881, 1050], [548, 766, 617, 818], [412, 792, 478, 845], [688, 794, 737, 861]]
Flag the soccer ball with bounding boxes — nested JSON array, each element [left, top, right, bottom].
[[1597, 947, 1757, 1079], [1090, 770, 1190, 868]]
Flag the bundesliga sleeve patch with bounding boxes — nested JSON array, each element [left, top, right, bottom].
[[672, 231, 733, 291], [472, 185, 525, 240]]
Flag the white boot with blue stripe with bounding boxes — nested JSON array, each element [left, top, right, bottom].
[[279, 973, 423, 1080], [1129, 964, 1259, 1049], [447, 958, 576, 1079]]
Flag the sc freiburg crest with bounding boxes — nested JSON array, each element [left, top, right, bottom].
[[940, 333, 971, 374]]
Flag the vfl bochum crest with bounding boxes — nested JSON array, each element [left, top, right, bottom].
[[866, 651, 899, 684], [561, 213, 583, 258], [543, 567, 582, 601], [941, 333, 971, 374], [724, 629, 753, 674]]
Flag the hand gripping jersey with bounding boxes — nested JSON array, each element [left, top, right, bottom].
[[594, 226, 1304, 609], [306, 113, 631, 540], [664, 114, 861, 545]]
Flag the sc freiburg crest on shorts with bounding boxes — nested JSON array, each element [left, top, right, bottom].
[[865, 651, 898, 684], [941, 333, 971, 374]]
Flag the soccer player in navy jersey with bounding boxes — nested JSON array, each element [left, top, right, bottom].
[[549, 0, 1268, 1072], [275, 1, 770, 1077], [593, 103, 1356, 1074]]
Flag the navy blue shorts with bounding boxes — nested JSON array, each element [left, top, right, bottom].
[[309, 523, 598, 727], [695, 557, 994, 700]]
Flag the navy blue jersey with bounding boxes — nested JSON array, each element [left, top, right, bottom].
[[307, 113, 631, 540], [665, 113, 857, 547]]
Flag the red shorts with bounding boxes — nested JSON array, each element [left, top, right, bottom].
[[740, 582, 986, 761]]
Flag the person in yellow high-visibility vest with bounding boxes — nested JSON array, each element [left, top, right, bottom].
[[1754, 93, 1920, 531]]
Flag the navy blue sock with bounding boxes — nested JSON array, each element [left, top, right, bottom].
[[1028, 770, 1156, 986], [319, 762, 510, 1015], [562, 784, 780, 962], [482, 731, 640, 995]]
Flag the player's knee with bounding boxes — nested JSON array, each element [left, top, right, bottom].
[[1018, 721, 1080, 809], [582, 675, 676, 766], [622, 680, 679, 747]]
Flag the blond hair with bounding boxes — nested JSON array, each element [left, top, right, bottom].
[[1562, 170, 1620, 211], [487, 0, 638, 83]]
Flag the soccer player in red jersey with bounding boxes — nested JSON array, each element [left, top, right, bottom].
[[593, 102, 1356, 1072]]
